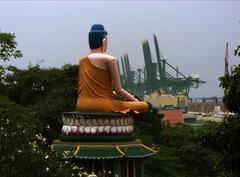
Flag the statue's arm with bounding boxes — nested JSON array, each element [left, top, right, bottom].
[[107, 58, 139, 102]]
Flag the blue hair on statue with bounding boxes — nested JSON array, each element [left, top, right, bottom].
[[88, 24, 108, 49]]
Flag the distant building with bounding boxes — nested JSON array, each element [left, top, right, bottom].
[[144, 93, 187, 126], [160, 110, 184, 126]]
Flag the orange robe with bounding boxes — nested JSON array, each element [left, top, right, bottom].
[[76, 56, 149, 113]]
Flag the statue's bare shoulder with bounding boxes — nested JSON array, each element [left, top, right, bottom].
[[88, 53, 116, 62], [84, 53, 116, 70]]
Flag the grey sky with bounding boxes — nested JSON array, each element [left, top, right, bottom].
[[0, 1, 239, 98]]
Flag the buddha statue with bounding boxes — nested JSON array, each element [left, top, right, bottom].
[[76, 24, 149, 113]]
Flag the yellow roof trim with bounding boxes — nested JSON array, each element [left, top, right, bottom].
[[140, 144, 158, 153], [74, 146, 80, 156], [116, 146, 125, 156]]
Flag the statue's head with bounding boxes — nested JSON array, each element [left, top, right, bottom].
[[88, 24, 108, 51]]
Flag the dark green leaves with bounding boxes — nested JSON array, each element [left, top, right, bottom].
[[219, 65, 240, 113], [0, 32, 23, 61]]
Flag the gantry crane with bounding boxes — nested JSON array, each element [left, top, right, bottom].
[[118, 34, 206, 98]]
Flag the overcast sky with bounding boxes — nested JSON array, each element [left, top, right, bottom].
[[0, 1, 239, 98]]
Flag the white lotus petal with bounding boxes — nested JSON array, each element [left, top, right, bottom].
[[91, 127, 97, 134], [97, 119, 104, 126], [75, 118, 80, 126], [98, 126, 104, 134], [79, 118, 85, 126], [115, 119, 120, 126], [92, 119, 98, 126], [110, 119, 115, 126], [130, 126, 134, 132], [86, 119, 92, 126], [69, 118, 74, 126], [120, 119, 124, 126], [111, 127, 117, 134], [66, 126, 71, 135], [127, 118, 131, 125], [62, 125, 66, 133], [79, 126, 85, 134], [104, 126, 110, 134], [124, 118, 128, 125], [103, 119, 109, 126], [122, 126, 126, 134], [66, 118, 70, 125], [117, 126, 122, 133], [62, 115, 66, 125], [84, 127, 91, 134], [71, 126, 78, 133]]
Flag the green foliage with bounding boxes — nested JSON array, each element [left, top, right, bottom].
[[145, 145, 184, 177], [0, 32, 22, 61], [0, 32, 23, 94], [2, 64, 78, 142], [177, 143, 220, 177], [0, 32, 88, 177], [135, 110, 221, 177], [134, 108, 164, 145], [218, 59, 240, 176], [161, 124, 198, 148], [135, 110, 185, 177], [200, 117, 240, 176], [217, 47, 240, 176], [219, 65, 240, 113], [0, 95, 85, 177], [161, 124, 221, 177]]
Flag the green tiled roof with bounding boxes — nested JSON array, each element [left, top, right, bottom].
[[77, 146, 122, 159], [52, 143, 157, 159], [119, 144, 155, 158]]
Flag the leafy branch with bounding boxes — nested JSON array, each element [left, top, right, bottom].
[[0, 32, 22, 61]]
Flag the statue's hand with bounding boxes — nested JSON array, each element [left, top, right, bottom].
[[113, 91, 118, 97], [131, 97, 140, 102]]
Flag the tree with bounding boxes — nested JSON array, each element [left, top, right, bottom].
[[0, 32, 23, 93], [0, 95, 86, 177], [135, 109, 221, 177], [219, 65, 240, 113], [199, 117, 240, 177], [145, 145, 184, 177], [210, 50, 240, 176], [161, 124, 221, 177], [0, 32, 22, 61], [0, 32, 88, 177], [2, 64, 78, 142]]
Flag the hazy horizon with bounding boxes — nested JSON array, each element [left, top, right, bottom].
[[0, 1, 239, 98]]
